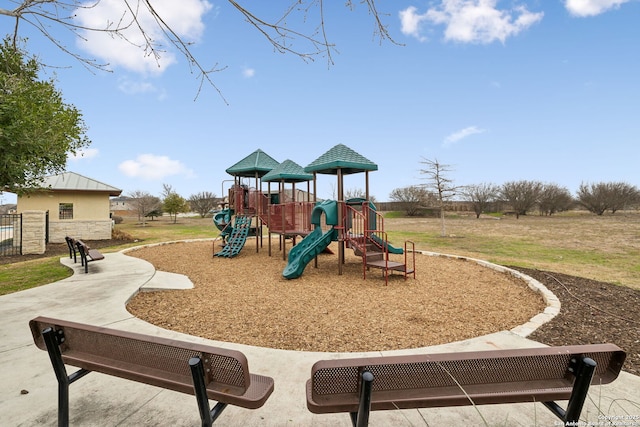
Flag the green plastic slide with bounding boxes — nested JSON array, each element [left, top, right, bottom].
[[282, 226, 337, 279]]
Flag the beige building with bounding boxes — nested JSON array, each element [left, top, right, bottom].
[[17, 172, 122, 244]]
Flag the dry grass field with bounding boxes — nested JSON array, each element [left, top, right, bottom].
[[384, 211, 640, 289]]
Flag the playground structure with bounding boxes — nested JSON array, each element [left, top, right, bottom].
[[213, 145, 415, 284]]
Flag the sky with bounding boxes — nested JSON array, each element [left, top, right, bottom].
[[2, 0, 639, 205]]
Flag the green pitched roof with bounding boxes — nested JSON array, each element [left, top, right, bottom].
[[262, 159, 313, 183], [225, 149, 280, 177], [38, 172, 122, 196], [305, 144, 378, 175]]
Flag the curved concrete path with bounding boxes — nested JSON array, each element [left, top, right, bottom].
[[1, 250, 638, 426]]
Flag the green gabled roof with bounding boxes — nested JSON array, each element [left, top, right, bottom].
[[304, 144, 378, 175], [262, 159, 313, 183], [225, 149, 280, 177], [38, 172, 122, 196]]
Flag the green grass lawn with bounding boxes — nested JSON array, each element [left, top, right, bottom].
[[0, 258, 72, 296]]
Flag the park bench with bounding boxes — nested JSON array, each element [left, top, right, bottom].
[[29, 316, 275, 427], [64, 236, 79, 263], [306, 344, 626, 427], [75, 239, 105, 273]]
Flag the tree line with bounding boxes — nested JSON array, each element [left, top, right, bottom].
[[387, 158, 639, 220], [390, 180, 640, 219], [123, 186, 218, 225]]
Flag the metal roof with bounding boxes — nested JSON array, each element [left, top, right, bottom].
[[262, 159, 313, 183], [305, 144, 378, 175], [38, 172, 122, 196], [225, 149, 280, 177]]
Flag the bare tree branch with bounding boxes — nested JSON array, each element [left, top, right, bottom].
[[420, 158, 460, 237], [3, 0, 396, 102]]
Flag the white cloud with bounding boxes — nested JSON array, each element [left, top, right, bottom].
[[118, 154, 195, 180], [242, 67, 256, 78], [399, 6, 430, 42], [74, 0, 213, 75], [565, 0, 631, 17], [443, 126, 486, 147], [68, 148, 99, 161], [400, 1, 543, 44], [117, 77, 167, 99]]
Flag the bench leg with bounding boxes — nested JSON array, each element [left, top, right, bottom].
[[565, 356, 597, 423], [350, 370, 374, 427], [543, 356, 597, 424], [42, 328, 91, 427], [189, 356, 228, 426]]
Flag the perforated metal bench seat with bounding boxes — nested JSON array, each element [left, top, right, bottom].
[[74, 240, 105, 273], [30, 316, 274, 426], [307, 344, 626, 426]]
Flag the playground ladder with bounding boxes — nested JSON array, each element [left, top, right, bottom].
[[214, 215, 252, 258]]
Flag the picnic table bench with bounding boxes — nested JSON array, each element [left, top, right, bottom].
[[30, 316, 274, 427], [306, 344, 626, 427], [74, 239, 105, 273]]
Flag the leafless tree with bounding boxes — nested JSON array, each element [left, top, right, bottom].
[[128, 190, 161, 225], [329, 182, 337, 200], [189, 191, 217, 218], [500, 180, 543, 219], [538, 183, 574, 216], [2, 1, 395, 101], [577, 182, 640, 215], [606, 182, 640, 214], [345, 188, 377, 204], [461, 183, 500, 219], [419, 158, 459, 236], [389, 186, 431, 216], [161, 183, 174, 200], [576, 182, 609, 215]]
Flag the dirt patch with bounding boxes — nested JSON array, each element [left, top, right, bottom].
[[514, 268, 640, 376]]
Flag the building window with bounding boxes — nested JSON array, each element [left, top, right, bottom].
[[59, 203, 73, 220]]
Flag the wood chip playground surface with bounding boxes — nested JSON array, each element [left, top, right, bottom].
[[126, 240, 545, 353]]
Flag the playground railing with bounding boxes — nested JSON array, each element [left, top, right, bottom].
[[363, 229, 390, 281], [344, 201, 416, 284], [404, 240, 416, 280], [265, 201, 314, 234]]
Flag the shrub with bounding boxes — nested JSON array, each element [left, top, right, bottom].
[[111, 228, 133, 241]]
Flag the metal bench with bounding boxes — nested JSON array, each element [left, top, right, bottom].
[[74, 239, 105, 273], [30, 316, 274, 427], [306, 344, 626, 427], [64, 236, 79, 263]]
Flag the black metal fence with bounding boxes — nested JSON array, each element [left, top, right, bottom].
[[0, 213, 21, 256]]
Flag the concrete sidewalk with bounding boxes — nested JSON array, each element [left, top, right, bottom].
[[1, 249, 638, 426]]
